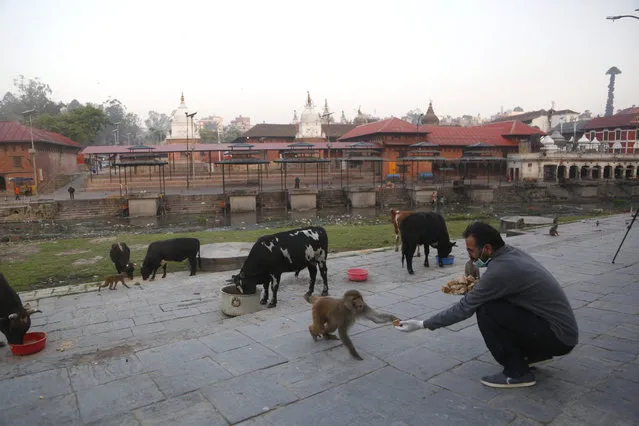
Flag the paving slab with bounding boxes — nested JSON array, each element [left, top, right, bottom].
[[0, 213, 638, 425]]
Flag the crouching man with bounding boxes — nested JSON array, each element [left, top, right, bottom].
[[396, 221, 578, 388]]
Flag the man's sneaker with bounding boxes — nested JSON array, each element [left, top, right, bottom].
[[480, 372, 536, 388]]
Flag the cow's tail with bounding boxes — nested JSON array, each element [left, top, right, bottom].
[[197, 243, 202, 270], [304, 293, 320, 304]]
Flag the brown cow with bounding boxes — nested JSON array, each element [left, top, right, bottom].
[[391, 209, 421, 257]]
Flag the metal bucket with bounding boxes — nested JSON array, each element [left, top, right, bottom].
[[220, 285, 262, 316]]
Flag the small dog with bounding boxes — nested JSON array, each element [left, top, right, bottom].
[[98, 273, 130, 292]]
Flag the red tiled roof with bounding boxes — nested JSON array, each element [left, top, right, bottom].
[[0, 121, 82, 149], [583, 113, 639, 130], [339, 118, 429, 141], [339, 118, 543, 147], [80, 141, 373, 155], [242, 123, 357, 139], [480, 120, 546, 136]]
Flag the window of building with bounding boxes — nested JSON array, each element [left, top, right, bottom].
[[12, 145, 16, 152], [636, 129, 639, 141], [528, 163, 532, 167], [590, 131, 595, 140], [615, 129, 621, 140], [13, 156, 22, 168], [603, 130, 609, 141]]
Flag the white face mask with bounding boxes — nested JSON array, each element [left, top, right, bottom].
[[473, 247, 491, 268]]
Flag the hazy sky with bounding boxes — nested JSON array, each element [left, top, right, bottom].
[[1, 0, 637, 126]]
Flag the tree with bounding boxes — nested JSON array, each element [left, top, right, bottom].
[[222, 126, 243, 143], [0, 91, 21, 121], [402, 109, 424, 125], [199, 128, 219, 143], [66, 99, 83, 111], [0, 75, 60, 121], [34, 104, 109, 145], [13, 75, 61, 116], [145, 110, 171, 143], [93, 98, 141, 145]]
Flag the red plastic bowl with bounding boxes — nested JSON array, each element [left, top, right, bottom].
[[347, 268, 369, 282], [9, 332, 47, 356]]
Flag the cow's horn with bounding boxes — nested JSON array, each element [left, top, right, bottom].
[[27, 307, 42, 316], [8, 313, 17, 319]]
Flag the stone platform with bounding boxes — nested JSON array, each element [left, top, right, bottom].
[[2, 214, 638, 425], [199, 242, 253, 273]]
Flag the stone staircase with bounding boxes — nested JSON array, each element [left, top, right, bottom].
[[55, 198, 122, 220], [38, 173, 83, 194], [376, 187, 411, 208], [317, 189, 347, 208]]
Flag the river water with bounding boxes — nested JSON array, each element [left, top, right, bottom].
[[0, 201, 621, 242]]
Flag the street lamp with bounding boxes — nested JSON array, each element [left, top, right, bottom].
[[185, 112, 197, 189], [607, 9, 639, 21], [112, 121, 121, 145], [21, 109, 38, 196], [321, 112, 334, 177]]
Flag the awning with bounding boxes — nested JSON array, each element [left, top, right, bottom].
[[8, 177, 34, 183]]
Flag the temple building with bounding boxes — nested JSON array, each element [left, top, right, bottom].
[[241, 92, 356, 144], [295, 92, 326, 140], [166, 93, 200, 143], [422, 101, 440, 125], [166, 93, 201, 163]]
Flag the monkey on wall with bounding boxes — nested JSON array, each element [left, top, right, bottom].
[[305, 289, 399, 360]]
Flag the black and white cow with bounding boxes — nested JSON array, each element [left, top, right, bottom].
[[109, 242, 135, 279], [141, 238, 201, 280], [231, 226, 329, 308], [0, 273, 41, 346], [400, 212, 457, 274]]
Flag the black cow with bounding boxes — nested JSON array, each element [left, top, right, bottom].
[[400, 212, 457, 274], [109, 242, 135, 279], [0, 273, 41, 346], [141, 238, 201, 280], [231, 226, 329, 308]]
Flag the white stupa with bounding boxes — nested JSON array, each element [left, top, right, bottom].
[[540, 135, 558, 153], [167, 93, 199, 140], [295, 92, 325, 139]]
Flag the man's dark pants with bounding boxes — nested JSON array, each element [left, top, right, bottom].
[[477, 300, 574, 377]]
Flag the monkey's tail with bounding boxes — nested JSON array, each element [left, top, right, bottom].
[[304, 293, 320, 304]]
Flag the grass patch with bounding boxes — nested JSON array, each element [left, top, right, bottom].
[[2, 219, 497, 291], [0, 209, 620, 292]]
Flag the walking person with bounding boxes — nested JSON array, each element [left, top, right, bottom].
[[68, 186, 75, 200], [14, 186, 20, 201], [396, 221, 578, 388]]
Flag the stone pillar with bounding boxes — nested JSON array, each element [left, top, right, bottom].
[[555, 165, 559, 182]]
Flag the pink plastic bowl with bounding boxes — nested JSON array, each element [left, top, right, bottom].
[[347, 268, 369, 282]]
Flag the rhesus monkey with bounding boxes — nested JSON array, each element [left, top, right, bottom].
[[305, 290, 399, 360], [98, 273, 130, 292]]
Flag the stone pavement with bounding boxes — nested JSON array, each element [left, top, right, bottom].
[[1, 214, 638, 425]]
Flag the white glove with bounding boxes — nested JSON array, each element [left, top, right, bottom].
[[395, 319, 424, 332]]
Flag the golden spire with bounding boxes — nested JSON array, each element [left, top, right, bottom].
[[180, 92, 185, 104]]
